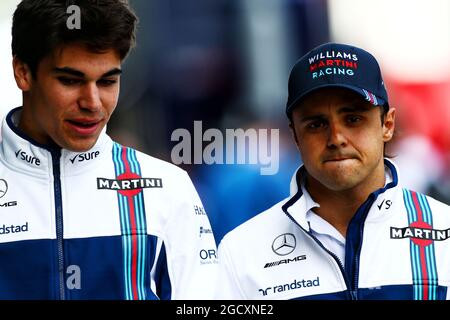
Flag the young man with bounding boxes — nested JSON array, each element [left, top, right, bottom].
[[216, 43, 450, 300], [0, 0, 217, 299]]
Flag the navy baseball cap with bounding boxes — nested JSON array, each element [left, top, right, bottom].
[[286, 42, 389, 117]]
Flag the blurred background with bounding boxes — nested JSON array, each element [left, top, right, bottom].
[[1, 0, 449, 243]]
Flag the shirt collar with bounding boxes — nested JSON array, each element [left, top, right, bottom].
[[283, 160, 398, 232], [1, 107, 111, 177], [299, 171, 320, 214]]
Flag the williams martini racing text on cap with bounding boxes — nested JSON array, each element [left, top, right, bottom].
[[286, 42, 389, 116]]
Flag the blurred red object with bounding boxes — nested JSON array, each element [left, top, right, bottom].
[[387, 79, 450, 155]]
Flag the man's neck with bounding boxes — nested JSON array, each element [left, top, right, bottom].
[[304, 165, 386, 237]]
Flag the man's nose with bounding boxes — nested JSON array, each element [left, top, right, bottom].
[[79, 83, 101, 111], [327, 121, 347, 148]]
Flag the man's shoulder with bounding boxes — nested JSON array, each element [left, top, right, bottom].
[[423, 193, 450, 212], [122, 145, 188, 177], [400, 187, 450, 214]]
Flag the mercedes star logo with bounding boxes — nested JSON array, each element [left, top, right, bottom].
[[272, 233, 296, 256], [0, 179, 8, 198]]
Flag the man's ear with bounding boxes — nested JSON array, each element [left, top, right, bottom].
[[382, 107, 396, 142], [13, 56, 33, 91]]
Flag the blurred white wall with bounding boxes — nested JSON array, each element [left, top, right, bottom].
[[0, 0, 21, 120], [328, 0, 450, 82], [241, 0, 292, 118], [328, 0, 450, 194]]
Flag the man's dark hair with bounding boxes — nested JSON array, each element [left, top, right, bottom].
[[12, 0, 138, 77]]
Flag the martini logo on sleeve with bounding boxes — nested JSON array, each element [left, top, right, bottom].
[[97, 173, 163, 196], [390, 222, 450, 246]]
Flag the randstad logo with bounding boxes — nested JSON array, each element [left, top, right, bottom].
[[0, 222, 29, 235], [258, 277, 320, 297]]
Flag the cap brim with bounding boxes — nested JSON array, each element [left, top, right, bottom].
[[286, 84, 388, 116]]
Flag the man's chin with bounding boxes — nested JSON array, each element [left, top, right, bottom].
[[63, 138, 98, 152], [325, 182, 359, 192], [321, 174, 361, 192]]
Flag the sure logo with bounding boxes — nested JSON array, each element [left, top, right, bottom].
[[15, 149, 41, 166], [70, 151, 100, 164]]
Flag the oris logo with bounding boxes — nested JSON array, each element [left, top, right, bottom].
[[0, 179, 7, 198], [199, 249, 217, 260], [70, 151, 100, 164], [199, 249, 218, 265], [272, 233, 296, 256]]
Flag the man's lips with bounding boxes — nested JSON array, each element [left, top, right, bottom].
[[66, 119, 102, 135], [323, 157, 356, 162]]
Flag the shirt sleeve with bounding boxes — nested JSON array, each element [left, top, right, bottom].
[[214, 238, 247, 299], [161, 169, 218, 299]]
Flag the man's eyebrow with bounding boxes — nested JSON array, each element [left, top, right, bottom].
[[102, 68, 122, 77], [299, 103, 371, 121], [300, 114, 326, 122], [53, 67, 84, 77], [52, 67, 122, 78], [338, 103, 371, 113]]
